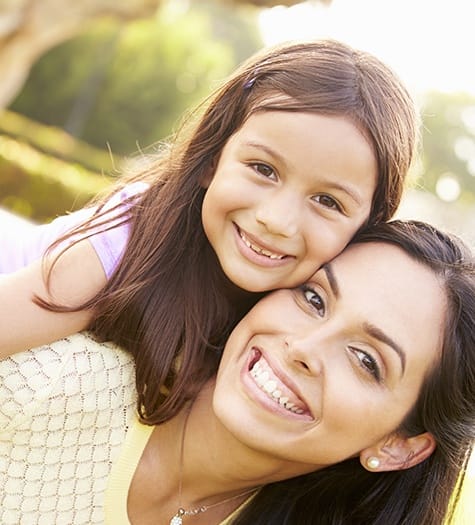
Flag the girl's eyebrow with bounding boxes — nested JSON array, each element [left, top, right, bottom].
[[243, 141, 364, 206], [323, 263, 406, 376], [243, 141, 289, 168]]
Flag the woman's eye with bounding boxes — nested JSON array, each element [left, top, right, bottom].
[[313, 194, 341, 212], [351, 348, 382, 382], [301, 285, 325, 317], [252, 163, 277, 180]]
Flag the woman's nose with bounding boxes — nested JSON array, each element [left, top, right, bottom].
[[284, 333, 325, 377], [255, 192, 300, 238]]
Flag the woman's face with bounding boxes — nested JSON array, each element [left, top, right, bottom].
[[213, 241, 446, 472]]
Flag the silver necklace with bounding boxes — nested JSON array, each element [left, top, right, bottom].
[[169, 409, 257, 525]]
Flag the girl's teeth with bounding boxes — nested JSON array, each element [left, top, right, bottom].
[[241, 233, 284, 260]]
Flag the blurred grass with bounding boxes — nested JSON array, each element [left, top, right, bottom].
[[0, 109, 117, 174], [0, 110, 117, 222]]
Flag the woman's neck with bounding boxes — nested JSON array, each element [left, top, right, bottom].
[[167, 381, 314, 492], [129, 380, 318, 524], [127, 384, 263, 524]]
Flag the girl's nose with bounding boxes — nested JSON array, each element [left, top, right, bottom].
[[255, 192, 300, 238]]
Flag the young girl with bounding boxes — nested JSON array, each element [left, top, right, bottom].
[[0, 39, 418, 423], [1, 220, 474, 525]]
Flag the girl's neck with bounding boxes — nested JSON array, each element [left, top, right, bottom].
[[207, 242, 263, 314]]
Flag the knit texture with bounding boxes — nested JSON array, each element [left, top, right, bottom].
[[0, 332, 137, 525]]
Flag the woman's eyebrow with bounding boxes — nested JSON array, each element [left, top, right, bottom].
[[323, 262, 406, 376], [363, 322, 406, 376]]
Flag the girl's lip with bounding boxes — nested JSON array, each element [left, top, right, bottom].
[[233, 224, 293, 263], [242, 347, 314, 421]]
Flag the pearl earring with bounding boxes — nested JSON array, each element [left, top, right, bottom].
[[366, 456, 381, 470]]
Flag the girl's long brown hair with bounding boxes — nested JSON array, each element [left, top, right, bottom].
[[41, 39, 419, 423]]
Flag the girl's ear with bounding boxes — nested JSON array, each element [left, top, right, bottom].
[[360, 432, 436, 472]]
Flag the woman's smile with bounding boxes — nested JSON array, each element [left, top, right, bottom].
[[213, 241, 446, 467], [241, 347, 314, 421]]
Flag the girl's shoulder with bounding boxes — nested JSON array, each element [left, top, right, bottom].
[[0, 181, 149, 275], [100, 180, 150, 212], [88, 181, 150, 278]]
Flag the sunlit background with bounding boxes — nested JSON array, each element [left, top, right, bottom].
[[0, 0, 474, 518], [1, 0, 474, 249], [259, 0, 475, 95]]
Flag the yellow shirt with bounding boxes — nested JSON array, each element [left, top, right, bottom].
[[105, 418, 251, 525]]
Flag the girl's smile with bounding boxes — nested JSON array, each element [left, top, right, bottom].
[[201, 109, 377, 292], [234, 224, 291, 266]]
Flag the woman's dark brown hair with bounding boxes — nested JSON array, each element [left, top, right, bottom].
[[42, 39, 419, 423], [232, 220, 475, 524]]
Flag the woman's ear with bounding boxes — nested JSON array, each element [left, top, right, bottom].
[[360, 432, 436, 472]]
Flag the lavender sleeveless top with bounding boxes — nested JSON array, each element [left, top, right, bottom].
[[0, 182, 147, 278]]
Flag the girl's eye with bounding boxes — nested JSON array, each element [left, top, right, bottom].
[[301, 285, 325, 317], [313, 194, 342, 212], [252, 163, 277, 181], [351, 347, 382, 382]]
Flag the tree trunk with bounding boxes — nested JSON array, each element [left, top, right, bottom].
[[0, 0, 161, 109]]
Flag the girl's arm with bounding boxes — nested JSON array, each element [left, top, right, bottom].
[[0, 183, 144, 357], [0, 238, 107, 358]]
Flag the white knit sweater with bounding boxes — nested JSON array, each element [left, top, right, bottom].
[[0, 333, 137, 525]]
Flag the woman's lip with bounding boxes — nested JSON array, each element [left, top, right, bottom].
[[242, 347, 314, 421]]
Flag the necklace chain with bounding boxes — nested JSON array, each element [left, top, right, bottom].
[[169, 407, 257, 525]]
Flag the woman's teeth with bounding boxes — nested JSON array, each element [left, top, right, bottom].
[[250, 359, 304, 414], [240, 231, 285, 260]]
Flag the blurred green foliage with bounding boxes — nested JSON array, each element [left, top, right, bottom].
[[0, 112, 113, 222], [418, 91, 475, 204], [9, 1, 262, 156], [0, 110, 119, 174], [0, 1, 261, 221]]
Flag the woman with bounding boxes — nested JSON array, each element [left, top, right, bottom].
[[1, 220, 474, 524]]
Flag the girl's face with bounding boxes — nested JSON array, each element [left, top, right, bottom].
[[213, 242, 446, 474], [201, 110, 377, 292]]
